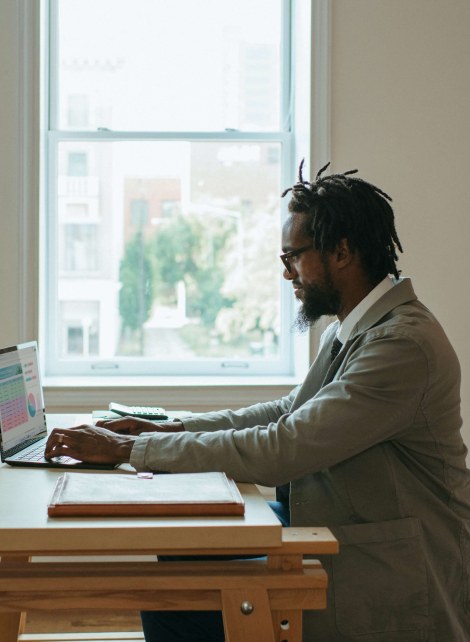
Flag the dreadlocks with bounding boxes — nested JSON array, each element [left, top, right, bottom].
[[282, 160, 403, 283]]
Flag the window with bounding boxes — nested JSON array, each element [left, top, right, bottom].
[[60, 224, 99, 272], [43, 0, 311, 378], [60, 302, 100, 357], [67, 152, 88, 177]]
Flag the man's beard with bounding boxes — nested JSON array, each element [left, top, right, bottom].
[[294, 279, 341, 332]]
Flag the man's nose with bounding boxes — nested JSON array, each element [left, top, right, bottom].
[[282, 265, 296, 280]]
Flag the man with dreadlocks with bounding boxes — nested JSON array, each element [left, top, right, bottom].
[[46, 161, 470, 641]]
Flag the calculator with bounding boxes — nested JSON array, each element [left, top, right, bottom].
[[108, 402, 169, 420]]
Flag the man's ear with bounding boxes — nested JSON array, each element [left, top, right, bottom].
[[334, 238, 354, 267]]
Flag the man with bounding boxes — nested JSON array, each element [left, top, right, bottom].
[[46, 161, 470, 641]]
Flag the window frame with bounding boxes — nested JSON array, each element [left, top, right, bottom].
[[43, 0, 303, 379]]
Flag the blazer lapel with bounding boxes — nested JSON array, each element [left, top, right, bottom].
[[290, 325, 339, 410]]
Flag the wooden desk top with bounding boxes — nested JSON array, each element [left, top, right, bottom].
[[0, 464, 284, 556], [0, 414, 281, 555], [0, 414, 338, 559]]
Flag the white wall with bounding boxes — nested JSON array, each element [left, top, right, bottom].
[[1, 1, 470, 444], [0, 1, 23, 342], [327, 0, 470, 446], [0, 1, 40, 348]]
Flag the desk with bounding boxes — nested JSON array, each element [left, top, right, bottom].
[[0, 415, 338, 642]]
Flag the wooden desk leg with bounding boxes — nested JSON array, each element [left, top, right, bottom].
[[268, 553, 303, 642], [0, 612, 25, 642], [221, 588, 276, 642], [0, 556, 29, 642], [271, 610, 302, 642]]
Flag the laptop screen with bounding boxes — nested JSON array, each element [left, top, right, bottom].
[[0, 341, 47, 457]]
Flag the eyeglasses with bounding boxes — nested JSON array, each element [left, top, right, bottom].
[[279, 244, 313, 273]]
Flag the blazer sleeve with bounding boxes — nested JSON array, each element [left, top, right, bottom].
[[180, 389, 300, 433], [129, 332, 439, 485]]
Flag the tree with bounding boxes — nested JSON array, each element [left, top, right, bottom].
[[153, 213, 234, 327], [119, 230, 156, 353]]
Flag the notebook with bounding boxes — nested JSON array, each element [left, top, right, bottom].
[[0, 341, 116, 469], [48, 471, 245, 517]]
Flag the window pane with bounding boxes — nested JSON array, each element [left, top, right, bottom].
[[60, 224, 99, 272], [56, 0, 282, 132], [60, 302, 100, 357], [54, 141, 282, 364]]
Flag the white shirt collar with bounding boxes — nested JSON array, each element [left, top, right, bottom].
[[337, 276, 396, 344]]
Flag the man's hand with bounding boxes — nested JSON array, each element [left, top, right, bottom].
[[45, 424, 137, 464], [95, 416, 184, 436]]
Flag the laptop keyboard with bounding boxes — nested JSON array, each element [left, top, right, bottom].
[[13, 441, 75, 464], [16, 442, 48, 461]]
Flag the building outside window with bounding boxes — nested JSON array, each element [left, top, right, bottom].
[[67, 152, 88, 177]]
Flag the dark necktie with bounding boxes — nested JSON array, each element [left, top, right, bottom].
[[330, 337, 342, 361]]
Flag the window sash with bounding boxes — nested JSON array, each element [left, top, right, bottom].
[[44, 0, 298, 378]]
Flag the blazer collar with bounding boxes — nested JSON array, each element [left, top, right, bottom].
[[319, 278, 417, 388], [350, 277, 417, 338]]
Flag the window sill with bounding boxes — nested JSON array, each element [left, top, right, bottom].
[[43, 375, 300, 414]]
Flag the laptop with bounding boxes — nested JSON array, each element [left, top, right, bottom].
[[0, 341, 116, 469]]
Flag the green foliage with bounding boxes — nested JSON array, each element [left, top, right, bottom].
[[119, 231, 156, 332], [153, 213, 234, 327], [118, 203, 281, 359], [153, 215, 198, 288]]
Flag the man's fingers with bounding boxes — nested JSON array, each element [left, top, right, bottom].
[[45, 430, 67, 457], [45, 426, 82, 456]]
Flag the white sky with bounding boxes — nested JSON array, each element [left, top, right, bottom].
[[59, 0, 281, 130], [58, 0, 282, 173]]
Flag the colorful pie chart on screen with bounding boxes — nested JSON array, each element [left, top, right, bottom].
[[27, 392, 37, 417]]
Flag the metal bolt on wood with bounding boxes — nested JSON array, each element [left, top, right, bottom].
[[240, 601, 254, 615]]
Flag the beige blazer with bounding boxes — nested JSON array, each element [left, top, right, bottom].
[[131, 278, 470, 640]]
